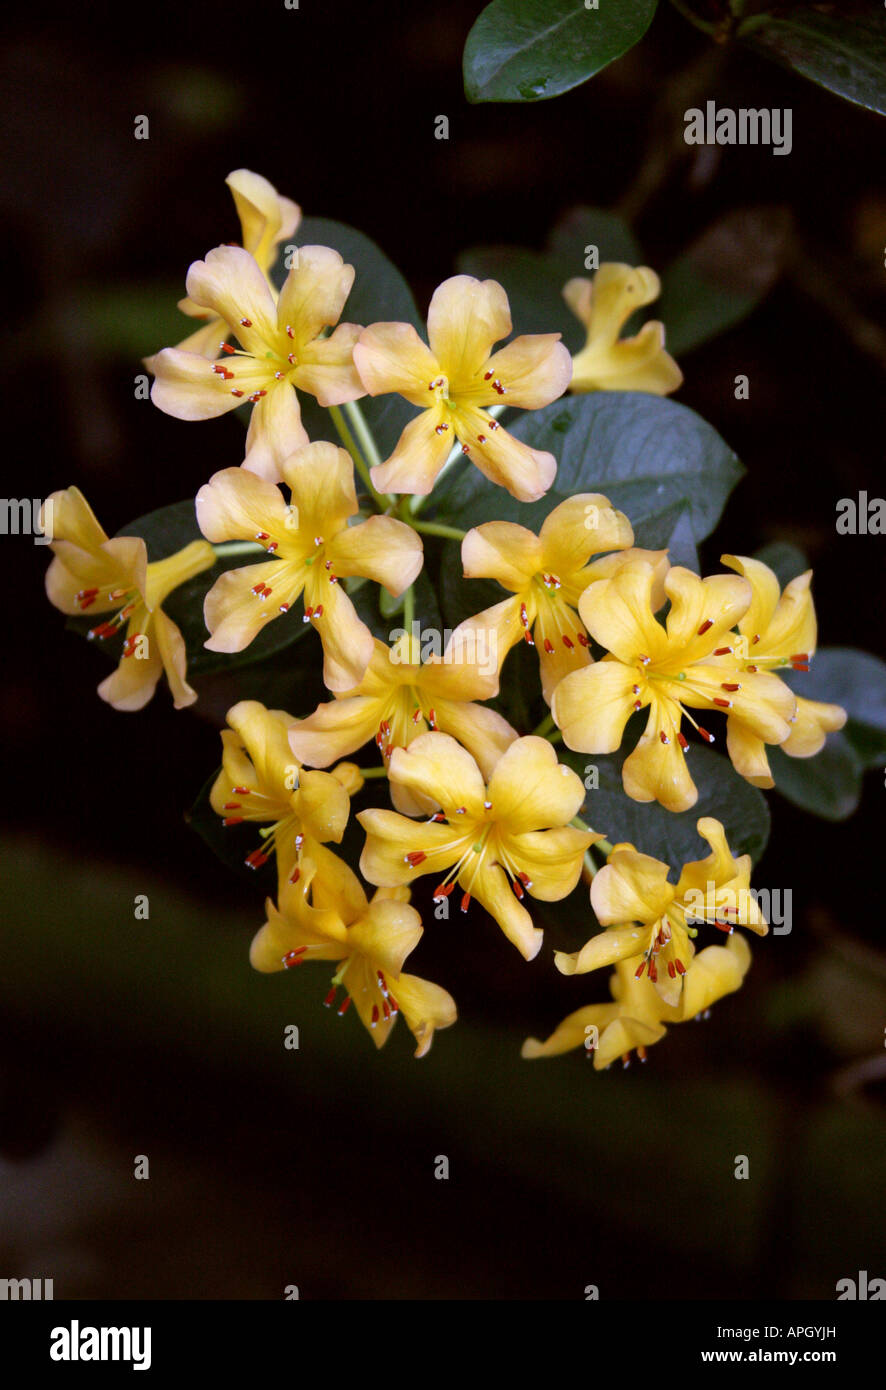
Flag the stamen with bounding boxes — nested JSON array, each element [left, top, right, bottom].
[[404, 851, 427, 866], [286, 325, 294, 338], [635, 959, 646, 978], [697, 727, 715, 743], [282, 947, 307, 969], [562, 635, 574, 649], [433, 883, 454, 900], [337, 995, 352, 1016], [371, 1004, 379, 1027], [721, 683, 741, 692], [221, 343, 236, 355], [677, 732, 689, 750], [460, 892, 471, 913], [223, 816, 243, 826], [577, 633, 589, 647], [713, 697, 732, 708], [543, 638, 554, 654], [697, 619, 713, 635], [245, 849, 270, 869], [231, 389, 244, 397], [323, 987, 337, 1008], [713, 646, 733, 656], [659, 730, 670, 744]]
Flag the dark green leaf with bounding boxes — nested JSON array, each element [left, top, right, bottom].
[[432, 392, 743, 551], [463, 0, 659, 104], [547, 206, 643, 269], [769, 734, 863, 822], [740, 9, 886, 118], [561, 743, 771, 869], [782, 646, 886, 772]]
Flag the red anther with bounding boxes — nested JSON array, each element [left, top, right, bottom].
[[675, 958, 686, 975], [721, 683, 741, 692], [434, 424, 448, 435], [212, 365, 234, 379], [543, 638, 555, 654], [428, 707, 437, 729], [223, 802, 241, 811], [636, 1046, 647, 1062], [251, 582, 268, 596], [405, 851, 427, 867], [713, 646, 733, 656], [677, 732, 689, 751], [279, 603, 290, 613], [232, 786, 250, 795], [248, 391, 267, 402], [746, 664, 758, 673], [562, 635, 575, 649], [491, 380, 505, 395], [304, 606, 314, 620], [752, 633, 761, 644], [221, 343, 236, 354], [239, 318, 252, 327], [632, 684, 640, 694], [638, 654, 651, 665], [323, 987, 337, 1008], [289, 867, 301, 885], [484, 370, 494, 380], [432, 813, 446, 822], [371, 1004, 379, 1027], [791, 653, 810, 663], [266, 541, 278, 553], [287, 353, 296, 364], [88, 622, 117, 640], [647, 958, 658, 982], [489, 419, 500, 430], [388, 995, 399, 1015], [477, 434, 487, 443], [337, 995, 352, 1016], [282, 948, 306, 968], [328, 573, 338, 584], [245, 849, 270, 869], [524, 630, 535, 646], [377, 971, 388, 996], [286, 325, 294, 338], [517, 872, 532, 888], [714, 920, 733, 933], [231, 389, 244, 397], [223, 816, 244, 827], [412, 707, 422, 724], [520, 603, 529, 627], [255, 531, 270, 541], [455, 806, 467, 815], [792, 663, 810, 672], [697, 619, 713, 635], [668, 961, 676, 978], [382, 999, 391, 1021], [577, 632, 589, 647], [433, 883, 454, 899], [697, 727, 715, 743], [631, 699, 641, 712], [294, 833, 304, 851], [461, 444, 471, 456], [512, 877, 524, 899], [460, 892, 471, 913], [659, 730, 670, 744], [314, 604, 323, 617], [713, 697, 731, 708], [635, 960, 646, 978]]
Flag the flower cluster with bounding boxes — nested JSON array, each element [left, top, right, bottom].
[[43, 169, 847, 1068]]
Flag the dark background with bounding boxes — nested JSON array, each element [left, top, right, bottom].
[[1, 0, 885, 1299]]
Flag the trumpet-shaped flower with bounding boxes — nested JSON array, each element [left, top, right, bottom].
[[196, 442, 423, 691], [522, 933, 751, 1069], [152, 169, 301, 362], [151, 244, 364, 480], [44, 486, 214, 711], [250, 847, 456, 1057], [353, 275, 572, 502], [552, 559, 797, 811], [358, 733, 598, 961], [290, 632, 517, 814], [211, 700, 352, 888], [449, 493, 666, 702], [718, 555, 847, 787], [555, 817, 767, 1007], [564, 264, 682, 395]]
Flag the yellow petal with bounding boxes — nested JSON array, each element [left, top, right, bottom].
[[677, 933, 751, 1019], [429, 698, 518, 780], [782, 694, 847, 757], [444, 600, 525, 684], [358, 808, 461, 886], [196, 465, 293, 544], [327, 514, 424, 596], [353, 322, 442, 407], [250, 896, 347, 974], [622, 703, 698, 811], [477, 334, 572, 407], [242, 384, 309, 482], [386, 971, 457, 1058], [506, 825, 594, 900], [151, 608, 197, 710], [663, 568, 751, 661], [226, 168, 300, 272], [578, 559, 670, 664], [203, 560, 304, 653], [347, 896, 424, 976], [552, 660, 638, 754], [455, 406, 556, 502], [281, 442, 358, 539], [276, 244, 355, 345], [522, 1002, 621, 1059], [539, 493, 634, 584], [185, 245, 279, 352], [486, 736, 586, 832], [688, 666, 795, 744], [725, 717, 774, 788], [370, 407, 452, 495], [388, 731, 487, 817], [469, 859, 544, 960], [294, 322, 365, 406], [290, 695, 383, 768], [150, 347, 252, 420], [303, 567, 376, 693], [591, 847, 674, 926], [426, 275, 511, 386], [461, 521, 541, 591], [555, 924, 650, 976]]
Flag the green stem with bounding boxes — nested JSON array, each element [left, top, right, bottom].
[[412, 520, 467, 543], [582, 851, 597, 881], [357, 766, 388, 780], [211, 541, 264, 558], [531, 712, 556, 739], [343, 400, 384, 473], [667, 0, 719, 37], [402, 584, 415, 633], [328, 404, 387, 512]]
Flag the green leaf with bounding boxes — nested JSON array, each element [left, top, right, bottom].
[[274, 215, 421, 460], [769, 735, 863, 822], [782, 646, 886, 771], [115, 499, 314, 675], [432, 392, 743, 551], [658, 208, 790, 356], [547, 206, 643, 268], [463, 0, 659, 104], [740, 9, 886, 118], [562, 743, 771, 870]]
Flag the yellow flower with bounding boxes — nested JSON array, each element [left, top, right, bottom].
[[564, 264, 682, 395], [250, 847, 457, 1057], [353, 275, 573, 502], [211, 700, 352, 890], [449, 493, 666, 703], [522, 933, 751, 1069], [43, 486, 214, 711], [196, 441, 423, 691], [151, 244, 364, 480], [718, 555, 847, 787], [552, 558, 796, 811], [555, 817, 767, 1006], [290, 631, 517, 814], [153, 169, 301, 362], [358, 733, 598, 960]]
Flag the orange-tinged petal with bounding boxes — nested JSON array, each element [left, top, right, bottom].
[[150, 347, 253, 420], [186, 245, 279, 352], [539, 493, 634, 582], [196, 465, 294, 545], [478, 334, 572, 408], [426, 275, 511, 386], [353, 322, 442, 407], [46, 535, 146, 615], [461, 521, 541, 591], [555, 924, 650, 976], [591, 847, 675, 926], [358, 809, 462, 886], [622, 701, 697, 811], [486, 736, 585, 833], [578, 559, 671, 664], [327, 514, 424, 596], [296, 770, 349, 845], [294, 322, 365, 406], [370, 407, 452, 495], [469, 858, 544, 960], [781, 695, 847, 757], [242, 384, 309, 482], [276, 245, 355, 345], [203, 559, 304, 653], [226, 168, 300, 271], [388, 731, 487, 818], [454, 406, 556, 503], [552, 660, 638, 754]]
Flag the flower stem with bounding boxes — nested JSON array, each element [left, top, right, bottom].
[[357, 766, 388, 779], [412, 520, 467, 543], [328, 404, 387, 512], [581, 851, 597, 885], [211, 540, 265, 557], [402, 583, 415, 633], [343, 400, 384, 472], [531, 712, 556, 739]]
